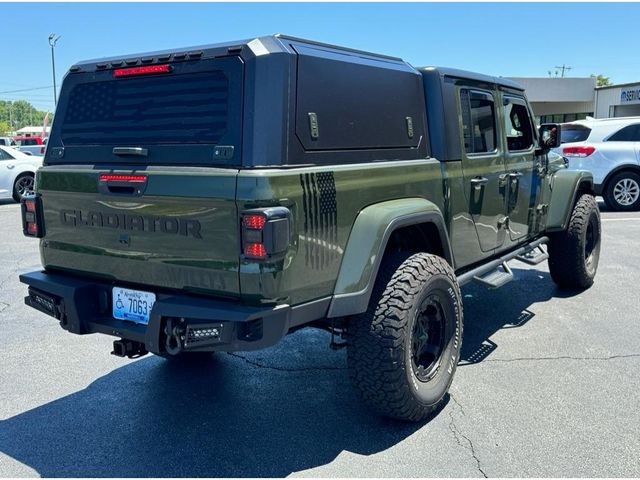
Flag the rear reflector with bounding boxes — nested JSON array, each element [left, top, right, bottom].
[[99, 174, 147, 183], [562, 146, 596, 157], [114, 64, 172, 77]]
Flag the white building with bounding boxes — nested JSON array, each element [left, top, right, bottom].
[[507, 77, 596, 124], [15, 126, 51, 137], [594, 82, 640, 118]]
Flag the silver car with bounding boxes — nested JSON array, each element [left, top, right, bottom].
[[557, 117, 640, 211]]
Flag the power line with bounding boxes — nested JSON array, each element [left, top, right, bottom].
[[0, 86, 54, 94]]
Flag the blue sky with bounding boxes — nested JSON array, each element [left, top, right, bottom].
[[2, 2, 638, 112]]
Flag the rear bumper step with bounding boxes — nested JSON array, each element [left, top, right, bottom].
[[20, 270, 291, 354]]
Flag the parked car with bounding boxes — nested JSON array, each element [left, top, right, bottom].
[[13, 136, 46, 156], [557, 117, 640, 210], [0, 137, 16, 146], [0, 145, 42, 201]]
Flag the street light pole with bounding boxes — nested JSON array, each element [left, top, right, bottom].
[[48, 33, 61, 107]]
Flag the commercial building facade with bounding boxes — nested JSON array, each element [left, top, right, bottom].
[[507, 77, 596, 124], [595, 83, 640, 118], [507, 77, 640, 123]]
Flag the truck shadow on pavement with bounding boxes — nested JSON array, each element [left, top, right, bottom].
[[0, 330, 431, 477], [0, 266, 575, 477], [459, 267, 575, 365]]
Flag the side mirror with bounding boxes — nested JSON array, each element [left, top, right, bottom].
[[539, 123, 561, 150]]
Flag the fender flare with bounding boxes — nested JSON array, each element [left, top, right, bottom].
[[328, 198, 452, 318], [546, 169, 594, 232]]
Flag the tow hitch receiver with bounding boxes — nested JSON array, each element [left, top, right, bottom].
[[111, 339, 148, 358]]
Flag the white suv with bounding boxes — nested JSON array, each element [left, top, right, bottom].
[[557, 117, 640, 211]]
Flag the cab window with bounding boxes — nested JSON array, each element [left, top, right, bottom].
[[504, 97, 534, 151], [0, 149, 14, 160], [460, 89, 497, 154]]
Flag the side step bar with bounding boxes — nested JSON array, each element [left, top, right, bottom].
[[473, 262, 513, 289], [515, 245, 549, 265], [457, 236, 549, 288]]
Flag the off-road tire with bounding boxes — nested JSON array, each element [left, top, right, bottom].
[[603, 170, 640, 211], [13, 173, 34, 202], [347, 252, 463, 422], [548, 193, 601, 290]]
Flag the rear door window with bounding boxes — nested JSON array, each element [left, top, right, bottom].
[[607, 124, 640, 142], [460, 89, 497, 154]]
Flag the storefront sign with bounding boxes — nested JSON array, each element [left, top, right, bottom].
[[620, 88, 640, 104]]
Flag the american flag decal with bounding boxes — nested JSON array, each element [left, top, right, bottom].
[[300, 172, 338, 269]]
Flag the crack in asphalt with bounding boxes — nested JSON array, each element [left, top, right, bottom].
[[226, 352, 347, 372], [468, 353, 640, 365], [448, 394, 488, 478]]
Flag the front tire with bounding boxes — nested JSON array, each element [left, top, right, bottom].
[[13, 173, 34, 202], [603, 170, 640, 211], [548, 193, 601, 290], [347, 252, 463, 422]]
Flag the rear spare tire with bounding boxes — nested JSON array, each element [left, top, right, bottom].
[[548, 193, 601, 290], [347, 252, 463, 422]]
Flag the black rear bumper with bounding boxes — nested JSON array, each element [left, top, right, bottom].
[[19, 270, 291, 354]]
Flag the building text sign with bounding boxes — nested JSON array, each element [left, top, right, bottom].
[[620, 88, 640, 104]]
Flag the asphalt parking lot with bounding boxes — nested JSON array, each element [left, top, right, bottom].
[[0, 198, 638, 478]]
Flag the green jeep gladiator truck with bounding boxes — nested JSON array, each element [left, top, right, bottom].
[[19, 35, 601, 421]]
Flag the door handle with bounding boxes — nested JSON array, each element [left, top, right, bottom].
[[470, 177, 489, 189], [7, 164, 14, 169]]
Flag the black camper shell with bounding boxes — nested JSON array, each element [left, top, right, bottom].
[[46, 35, 524, 168]]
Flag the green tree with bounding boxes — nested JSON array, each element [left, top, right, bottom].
[[591, 74, 612, 87], [0, 100, 52, 132], [0, 120, 11, 136]]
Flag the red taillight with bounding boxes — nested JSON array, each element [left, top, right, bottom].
[[21, 194, 44, 238], [114, 64, 172, 77], [562, 146, 596, 157], [99, 174, 147, 183], [244, 242, 267, 259], [243, 214, 266, 230], [40, 146, 45, 154], [241, 208, 291, 260]]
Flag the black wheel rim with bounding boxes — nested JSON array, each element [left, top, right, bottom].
[[584, 212, 599, 271], [16, 176, 34, 197], [411, 293, 447, 382]]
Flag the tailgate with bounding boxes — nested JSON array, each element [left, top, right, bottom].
[[37, 166, 240, 297]]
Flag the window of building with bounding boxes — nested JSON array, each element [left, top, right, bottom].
[[504, 98, 534, 151], [460, 89, 497, 154]]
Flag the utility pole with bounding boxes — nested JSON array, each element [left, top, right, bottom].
[[554, 64, 572, 78], [48, 33, 61, 107]]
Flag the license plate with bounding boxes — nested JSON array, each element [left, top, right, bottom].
[[112, 287, 156, 325]]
